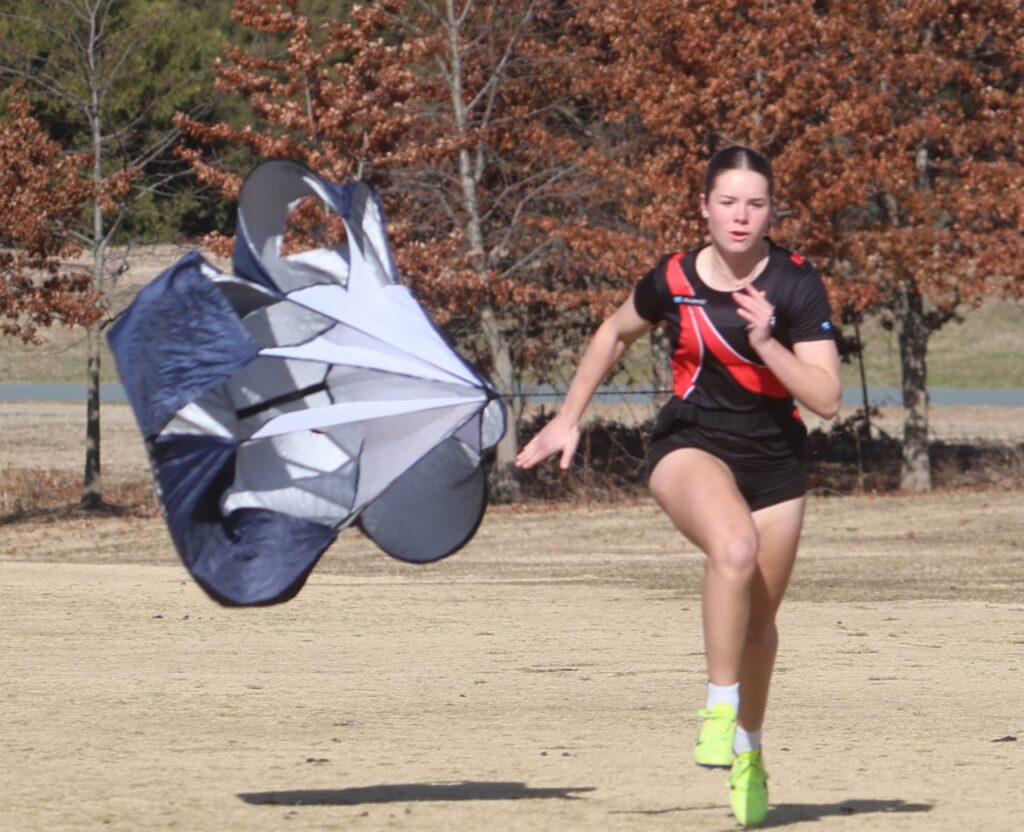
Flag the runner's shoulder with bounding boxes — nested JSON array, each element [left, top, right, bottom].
[[772, 242, 818, 276]]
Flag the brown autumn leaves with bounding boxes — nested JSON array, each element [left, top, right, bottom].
[[5, 0, 1023, 401], [0, 97, 97, 342]]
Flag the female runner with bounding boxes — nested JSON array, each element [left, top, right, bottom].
[[515, 145, 841, 826]]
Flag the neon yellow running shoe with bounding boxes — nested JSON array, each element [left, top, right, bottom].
[[693, 703, 736, 768], [729, 749, 769, 826]]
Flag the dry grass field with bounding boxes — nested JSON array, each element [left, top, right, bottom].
[[1, 402, 1023, 831]]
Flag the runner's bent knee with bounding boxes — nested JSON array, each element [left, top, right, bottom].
[[707, 529, 759, 580]]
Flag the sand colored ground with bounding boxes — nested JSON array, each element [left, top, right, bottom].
[[1, 403, 1023, 830]]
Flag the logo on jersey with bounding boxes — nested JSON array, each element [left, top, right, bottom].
[[821, 321, 832, 331], [673, 295, 706, 306]]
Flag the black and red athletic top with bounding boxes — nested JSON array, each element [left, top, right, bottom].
[[633, 240, 835, 419]]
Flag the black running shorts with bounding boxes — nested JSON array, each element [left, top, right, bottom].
[[647, 423, 808, 512]]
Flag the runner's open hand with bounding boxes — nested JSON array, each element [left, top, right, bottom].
[[515, 413, 581, 471]]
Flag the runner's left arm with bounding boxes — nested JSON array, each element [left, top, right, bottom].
[[733, 284, 841, 419]]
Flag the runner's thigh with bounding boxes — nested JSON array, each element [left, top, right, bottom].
[[648, 447, 756, 554]]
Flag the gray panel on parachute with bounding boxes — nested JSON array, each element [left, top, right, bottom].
[[358, 436, 487, 563]]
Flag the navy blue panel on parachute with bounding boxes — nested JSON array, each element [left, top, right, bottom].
[[107, 251, 260, 438], [151, 434, 336, 606]]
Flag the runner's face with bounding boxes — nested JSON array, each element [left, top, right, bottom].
[[702, 169, 772, 256]]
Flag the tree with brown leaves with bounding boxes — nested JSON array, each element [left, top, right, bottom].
[[380, 0, 637, 494], [808, 0, 1024, 491], [0, 94, 98, 343], [178, 0, 629, 494], [1, 0, 224, 508], [175, 0, 410, 202], [572, 0, 1024, 491]]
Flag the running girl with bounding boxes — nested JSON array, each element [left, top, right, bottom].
[[515, 145, 841, 827]]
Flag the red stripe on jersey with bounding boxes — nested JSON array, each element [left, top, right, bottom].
[[664, 254, 703, 398], [693, 308, 790, 398], [664, 253, 789, 400]]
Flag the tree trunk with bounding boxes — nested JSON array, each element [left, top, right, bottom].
[[480, 303, 521, 500], [82, 83, 105, 508], [896, 282, 931, 492], [81, 320, 103, 508], [442, 1, 520, 498], [853, 317, 872, 440]]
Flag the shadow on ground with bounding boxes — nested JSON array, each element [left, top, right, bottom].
[[610, 797, 932, 826], [764, 798, 932, 827], [239, 780, 595, 806]]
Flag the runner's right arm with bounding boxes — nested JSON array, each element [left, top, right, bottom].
[[515, 294, 653, 470]]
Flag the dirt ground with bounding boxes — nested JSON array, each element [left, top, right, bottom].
[[1, 403, 1023, 831]]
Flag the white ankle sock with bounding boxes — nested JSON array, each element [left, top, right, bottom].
[[705, 681, 739, 710], [733, 726, 762, 755]]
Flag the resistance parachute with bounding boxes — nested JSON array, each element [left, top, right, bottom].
[[109, 160, 506, 606]]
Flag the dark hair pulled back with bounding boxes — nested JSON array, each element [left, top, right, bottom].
[[703, 145, 773, 198]]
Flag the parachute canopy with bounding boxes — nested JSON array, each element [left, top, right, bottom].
[[109, 160, 506, 606]]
